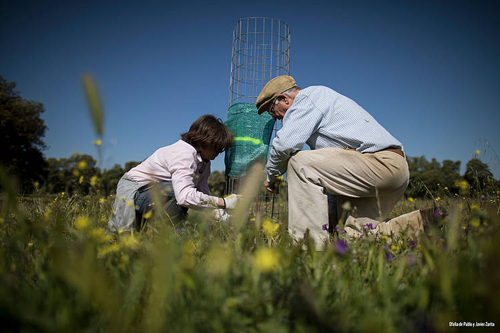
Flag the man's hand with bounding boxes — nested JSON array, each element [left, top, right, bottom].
[[264, 179, 280, 194]]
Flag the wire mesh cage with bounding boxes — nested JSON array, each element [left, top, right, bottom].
[[224, 17, 291, 219], [228, 17, 291, 107]]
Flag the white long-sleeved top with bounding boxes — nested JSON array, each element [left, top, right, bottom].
[[127, 140, 218, 208], [266, 86, 403, 180]]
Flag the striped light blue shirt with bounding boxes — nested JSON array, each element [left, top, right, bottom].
[[266, 85, 403, 180]]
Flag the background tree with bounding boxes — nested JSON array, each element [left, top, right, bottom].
[[100, 164, 124, 196], [464, 158, 496, 195], [44, 153, 99, 195], [97, 161, 140, 196], [208, 170, 226, 197], [0, 76, 47, 192], [124, 161, 141, 172], [406, 155, 462, 198], [439, 159, 462, 193]]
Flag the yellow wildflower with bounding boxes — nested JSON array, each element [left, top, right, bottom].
[[455, 179, 468, 192], [90, 175, 99, 186], [119, 196, 126, 200], [143, 211, 153, 219], [262, 219, 279, 238], [93, 139, 102, 146], [75, 215, 90, 230], [88, 228, 113, 242], [98, 243, 120, 257], [99, 198, 106, 203], [73, 169, 80, 177], [77, 161, 88, 170], [120, 234, 138, 250], [470, 219, 480, 228], [126, 200, 134, 207], [79, 176, 84, 184], [254, 248, 280, 273], [475, 150, 481, 155], [408, 197, 414, 203]]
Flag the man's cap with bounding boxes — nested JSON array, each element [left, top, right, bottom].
[[256, 75, 297, 115]]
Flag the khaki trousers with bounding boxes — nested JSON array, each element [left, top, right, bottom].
[[287, 148, 421, 249]]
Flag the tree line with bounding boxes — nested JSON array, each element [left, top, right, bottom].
[[1, 75, 498, 199]]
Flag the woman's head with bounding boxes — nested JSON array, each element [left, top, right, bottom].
[[181, 115, 234, 159]]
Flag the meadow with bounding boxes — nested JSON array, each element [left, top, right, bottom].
[[1, 165, 499, 333], [2, 77, 499, 332]]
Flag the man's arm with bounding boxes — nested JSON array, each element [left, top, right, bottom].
[[265, 93, 324, 181]]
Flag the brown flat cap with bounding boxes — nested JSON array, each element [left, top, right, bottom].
[[256, 75, 297, 115]]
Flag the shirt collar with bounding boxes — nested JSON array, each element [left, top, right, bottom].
[[179, 139, 203, 163]]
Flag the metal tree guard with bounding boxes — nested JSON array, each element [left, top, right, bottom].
[[224, 17, 291, 218], [228, 17, 291, 107]]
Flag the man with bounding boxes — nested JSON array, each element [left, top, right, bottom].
[[256, 75, 424, 249]]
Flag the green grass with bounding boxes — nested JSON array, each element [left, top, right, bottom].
[[1, 178, 499, 332]]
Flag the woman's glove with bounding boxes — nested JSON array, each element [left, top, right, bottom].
[[223, 194, 242, 210], [214, 209, 231, 222]]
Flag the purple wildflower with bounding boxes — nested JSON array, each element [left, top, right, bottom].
[[441, 211, 448, 219], [322, 224, 328, 231], [408, 239, 416, 249], [466, 224, 472, 231], [341, 229, 346, 234], [335, 240, 349, 255], [363, 223, 374, 231], [175, 229, 182, 234], [433, 208, 440, 219], [384, 244, 393, 261], [333, 227, 338, 233]]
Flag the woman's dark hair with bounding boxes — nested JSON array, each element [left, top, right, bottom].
[[181, 115, 234, 153]]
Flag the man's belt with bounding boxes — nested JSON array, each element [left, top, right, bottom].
[[380, 147, 405, 158]]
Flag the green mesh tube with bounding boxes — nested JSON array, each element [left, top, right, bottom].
[[224, 103, 275, 177]]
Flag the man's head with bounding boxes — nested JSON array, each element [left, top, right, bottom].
[[256, 75, 298, 117]]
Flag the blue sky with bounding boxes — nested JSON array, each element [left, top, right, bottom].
[[2, 0, 499, 178]]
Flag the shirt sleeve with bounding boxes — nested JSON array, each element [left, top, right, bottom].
[[266, 93, 324, 180], [167, 149, 219, 209]]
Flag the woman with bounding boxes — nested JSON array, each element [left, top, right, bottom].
[[108, 115, 237, 232]]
